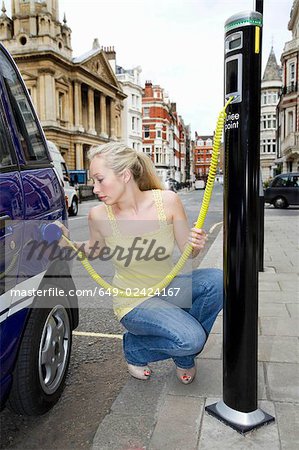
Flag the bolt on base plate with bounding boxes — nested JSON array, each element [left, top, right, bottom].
[[205, 401, 275, 434]]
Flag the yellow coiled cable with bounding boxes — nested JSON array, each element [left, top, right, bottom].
[[62, 97, 233, 297]]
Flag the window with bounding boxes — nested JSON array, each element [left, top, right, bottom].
[[143, 146, 151, 156], [131, 116, 135, 131], [290, 175, 299, 187], [262, 114, 276, 129], [263, 92, 267, 104], [156, 129, 162, 138], [290, 62, 296, 84], [144, 126, 150, 139], [288, 111, 294, 134], [58, 92, 64, 120], [0, 113, 14, 167], [143, 107, 150, 117], [272, 175, 288, 187], [0, 47, 47, 163]]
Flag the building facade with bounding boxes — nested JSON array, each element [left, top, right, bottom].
[[116, 65, 143, 151], [142, 81, 189, 185], [0, 0, 126, 171], [193, 134, 214, 180], [260, 48, 282, 180], [277, 0, 299, 173]]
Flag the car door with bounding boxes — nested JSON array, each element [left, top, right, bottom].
[[288, 174, 299, 205]]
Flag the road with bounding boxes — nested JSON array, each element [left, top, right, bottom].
[[0, 186, 224, 450]]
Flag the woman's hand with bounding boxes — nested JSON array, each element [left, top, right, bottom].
[[188, 226, 208, 257], [53, 221, 70, 248]]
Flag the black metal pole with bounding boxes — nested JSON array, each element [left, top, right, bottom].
[[256, 0, 265, 272], [256, 0, 264, 15], [206, 9, 274, 433]]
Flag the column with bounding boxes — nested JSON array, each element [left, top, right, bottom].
[[88, 87, 96, 135], [110, 98, 117, 140], [100, 93, 107, 138], [74, 81, 84, 132], [75, 143, 83, 169]]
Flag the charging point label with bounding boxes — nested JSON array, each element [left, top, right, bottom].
[[225, 112, 240, 131]]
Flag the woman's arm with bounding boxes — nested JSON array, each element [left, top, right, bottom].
[[163, 191, 207, 258]]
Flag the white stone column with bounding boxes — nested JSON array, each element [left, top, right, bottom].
[[75, 143, 83, 169], [74, 81, 83, 131], [100, 93, 107, 138], [88, 87, 96, 135], [110, 98, 117, 140]]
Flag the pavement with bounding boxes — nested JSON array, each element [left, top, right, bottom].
[[92, 209, 299, 450]]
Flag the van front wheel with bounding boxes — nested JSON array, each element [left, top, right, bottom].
[[7, 295, 72, 415]]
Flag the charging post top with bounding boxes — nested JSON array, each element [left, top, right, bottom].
[[225, 11, 262, 33]]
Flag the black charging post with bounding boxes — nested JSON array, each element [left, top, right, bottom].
[[205, 9, 275, 433]]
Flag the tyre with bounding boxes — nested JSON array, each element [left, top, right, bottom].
[[273, 196, 288, 209], [68, 196, 78, 216], [7, 285, 72, 415]]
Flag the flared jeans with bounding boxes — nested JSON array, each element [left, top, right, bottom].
[[120, 268, 223, 369]]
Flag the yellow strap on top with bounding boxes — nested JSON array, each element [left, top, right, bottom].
[[105, 189, 167, 237], [152, 189, 167, 227], [105, 204, 120, 237]]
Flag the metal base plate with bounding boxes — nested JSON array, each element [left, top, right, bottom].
[[205, 401, 275, 434]]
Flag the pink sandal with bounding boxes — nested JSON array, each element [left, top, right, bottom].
[[127, 364, 151, 380], [176, 366, 196, 384]]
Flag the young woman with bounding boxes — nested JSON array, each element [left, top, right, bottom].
[[58, 143, 222, 384]]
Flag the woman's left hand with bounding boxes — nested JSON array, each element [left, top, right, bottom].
[[188, 227, 208, 256]]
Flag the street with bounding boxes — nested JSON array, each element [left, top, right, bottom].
[[2, 184, 295, 450]]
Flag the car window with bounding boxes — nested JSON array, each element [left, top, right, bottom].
[[0, 47, 48, 163], [0, 111, 14, 168], [272, 175, 288, 187], [289, 175, 299, 187]]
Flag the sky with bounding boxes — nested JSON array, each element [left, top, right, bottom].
[[6, 0, 295, 135]]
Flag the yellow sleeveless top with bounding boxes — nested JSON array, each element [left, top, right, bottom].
[[105, 189, 175, 320]]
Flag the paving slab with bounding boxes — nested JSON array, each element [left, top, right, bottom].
[[275, 402, 299, 450], [149, 396, 205, 450], [258, 336, 299, 363], [286, 303, 299, 318], [260, 317, 299, 337], [259, 290, 296, 303], [266, 363, 299, 402], [198, 333, 222, 359], [198, 399, 279, 449], [258, 303, 289, 318]]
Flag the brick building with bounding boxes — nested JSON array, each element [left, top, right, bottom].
[[142, 81, 189, 185], [193, 134, 213, 180]]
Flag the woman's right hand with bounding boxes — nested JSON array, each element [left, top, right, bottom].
[[53, 221, 70, 247]]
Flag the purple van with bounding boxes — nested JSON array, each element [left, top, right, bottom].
[[0, 43, 78, 415]]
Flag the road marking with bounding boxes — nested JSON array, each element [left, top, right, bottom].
[[73, 331, 123, 339], [69, 216, 86, 221], [209, 221, 223, 234]]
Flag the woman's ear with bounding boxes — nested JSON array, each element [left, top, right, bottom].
[[122, 169, 132, 184]]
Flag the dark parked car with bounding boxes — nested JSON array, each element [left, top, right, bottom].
[[0, 43, 78, 415], [264, 172, 299, 208]]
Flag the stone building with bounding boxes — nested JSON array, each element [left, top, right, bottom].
[[0, 0, 126, 171], [277, 0, 299, 173], [260, 48, 282, 180], [116, 65, 143, 151]]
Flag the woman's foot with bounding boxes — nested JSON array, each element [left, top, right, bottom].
[[176, 366, 196, 384], [127, 364, 151, 380]]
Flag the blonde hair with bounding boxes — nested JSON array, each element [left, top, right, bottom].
[[87, 142, 164, 191]]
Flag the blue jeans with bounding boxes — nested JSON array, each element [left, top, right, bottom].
[[120, 268, 223, 370]]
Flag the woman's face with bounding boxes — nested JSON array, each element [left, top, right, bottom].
[[89, 156, 125, 204]]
